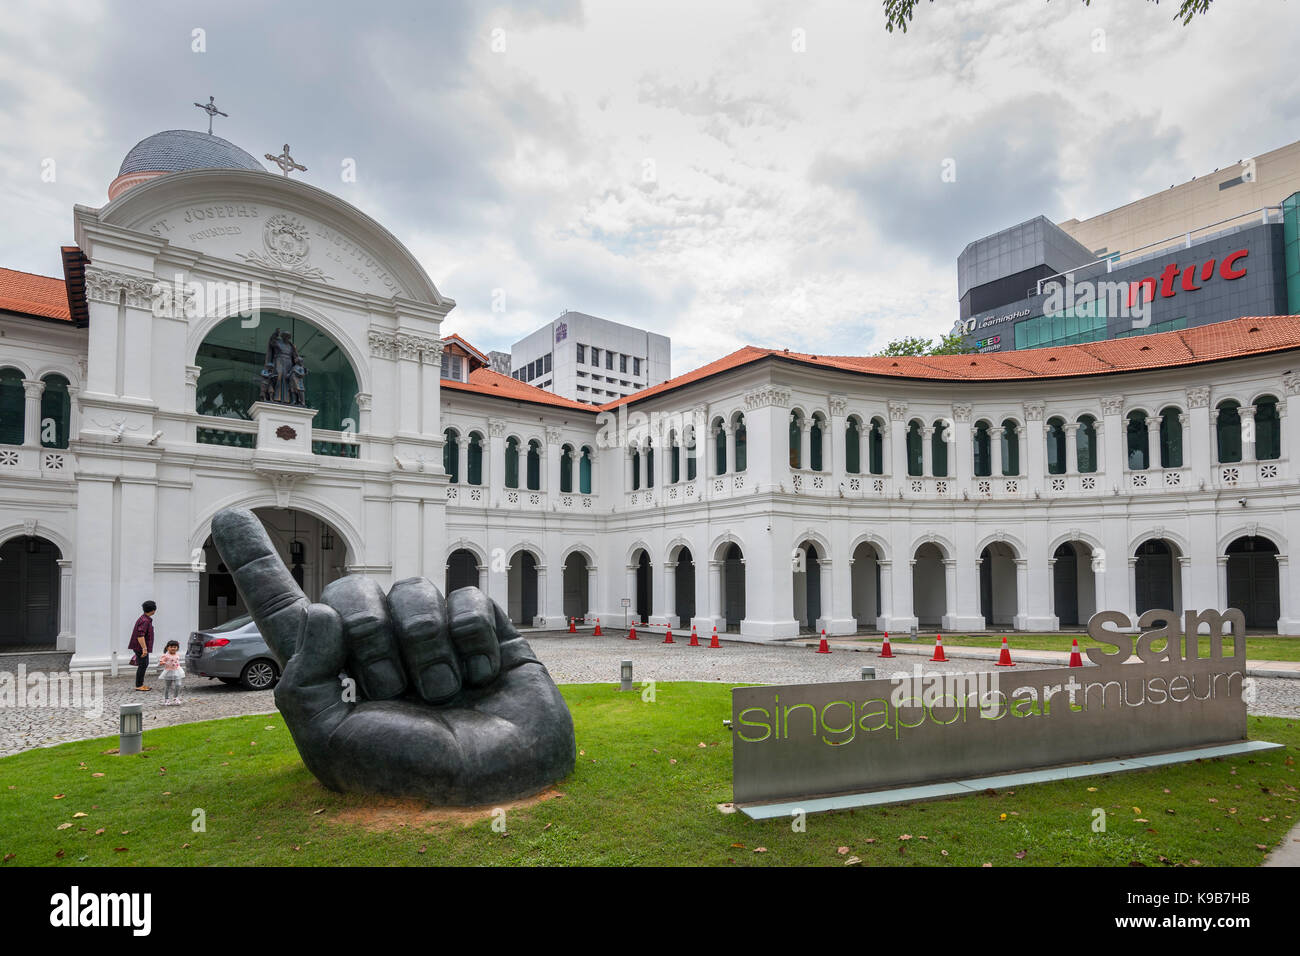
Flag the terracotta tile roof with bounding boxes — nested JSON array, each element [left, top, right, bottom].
[[441, 332, 489, 365], [600, 316, 1300, 408], [441, 365, 598, 412], [0, 265, 72, 321]]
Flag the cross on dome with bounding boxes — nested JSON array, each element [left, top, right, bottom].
[[265, 143, 307, 177], [193, 95, 228, 135]]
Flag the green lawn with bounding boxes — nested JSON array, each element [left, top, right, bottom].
[[2, 683, 1297, 866], [861, 632, 1300, 662]]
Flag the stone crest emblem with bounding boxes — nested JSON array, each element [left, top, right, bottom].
[[238, 212, 332, 282]]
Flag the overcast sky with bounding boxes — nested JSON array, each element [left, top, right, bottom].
[[3, 0, 1298, 375]]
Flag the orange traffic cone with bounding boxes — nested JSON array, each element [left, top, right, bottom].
[[709, 626, 720, 648], [879, 631, 895, 658], [816, 629, 831, 654], [568, 617, 576, 634], [627, 624, 638, 641], [1069, 638, 1083, 667], [995, 635, 1016, 667], [593, 618, 602, 636], [664, 626, 675, 644], [930, 633, 948, 662], [689, 625, 700, 646]]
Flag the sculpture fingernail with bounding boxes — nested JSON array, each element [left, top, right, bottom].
[[422, 662, 459, 700], [467, 654, 492, 685], [366, 658, 406, 698]]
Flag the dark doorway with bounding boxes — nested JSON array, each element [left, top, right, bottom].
[[0, 537, 59, 646], [446, 549, 479, 593], [723, 543, 745, 631], [635, 550, 651, 624], [797, 542, 821, 631], [563, 552, 589, 621], [509, 551, 538, 626], [674, 548, 696, 624], [1227, 536, 1280, 629], [1134, 540, 1175, 614], [1053, 543, 1080, 628]]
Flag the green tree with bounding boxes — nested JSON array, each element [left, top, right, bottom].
[[883, 0, 1213, 34], [878, 331, 976, 355]]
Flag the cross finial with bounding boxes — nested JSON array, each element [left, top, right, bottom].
[[265, 143, 307, 177], [193, 95, 228, 135]]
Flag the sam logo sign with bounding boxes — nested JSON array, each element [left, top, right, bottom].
[[731, 608, 1263, 806], [49, 886, 151, 936]]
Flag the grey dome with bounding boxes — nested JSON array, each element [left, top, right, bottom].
[[117, 129, 265, 176]]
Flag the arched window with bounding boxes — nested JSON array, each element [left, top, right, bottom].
[[973, 420, 992, 476], [1000, 419, 1020, 475], [1076, 415, 1097, 473], [714, 420, 726, 475], [810, 414, 824, 471], [443, 428, 460, 482], [734, 415, 747, 471], [0, 367, 24, 446], [789, 412, 802, 469], [560, 444, 574, 493], [685, 426, 698, 481], [1216, 400, 1242, 464], [845, 418, 861, 474], [1159, 407, 1183, 468], [1126, 410, 1149, 470], [906, 421, 923, 476], [868, 418, 884, 475], [39, 374, 71, 449], [931, 419, 948, 477], [467, 432, 484, 485], [195, 312, 359, 431], [526, 439, 541, 490], [579, 445, 593, 494], [669, 433, 680, 484], [646, 440, 655, 488], [1046, 417, 1066, 475], [1255, 396, 1281, 461], [505, 436, 520, 489], [631, 448, 641, 490]]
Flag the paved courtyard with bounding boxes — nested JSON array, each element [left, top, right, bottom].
[[2, 632, 1298, 757]]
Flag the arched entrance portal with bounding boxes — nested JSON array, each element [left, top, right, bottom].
[[508, 551, 539, 626], [198, 508, 348, 630], [1134, 539, 1180, 615], [793, 541, 821, 632], [563, 552, 590, 622], [446, 549, 480, 593], [851, 542, 882, 630], [1226, 536, 1280, 629], [0, 536, 60, 646], [720, 543, 745, 632], [912, 542, 946, 628], [979, 542, 1017, 629], [674, 547, 696, 625], [1052, 541, 1096, 628]]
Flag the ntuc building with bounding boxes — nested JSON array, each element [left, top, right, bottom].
[[956, 140, 1300, 354]]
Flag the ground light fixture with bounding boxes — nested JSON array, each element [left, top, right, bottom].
[[118, 704, 143, 755], [619, 659, 634, 691], [861, 666, 876, 680]]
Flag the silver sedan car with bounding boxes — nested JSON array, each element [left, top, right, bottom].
[[185, 615, 281, 690]]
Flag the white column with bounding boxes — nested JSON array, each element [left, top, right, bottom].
[[1146, 417, 1161, 470], [1239, 405, 1257, 462], [816, 557, 835, 633], [22, 379, 44, 447], [1064, 423, 1080, 475], [535, 563, 549, 627], [707, 559, 722, 629], [1179, 413, 1191, 470], [546, 432, 561, 496], [990, 426, 1004, 477], [1178, 556, 1191, 615], [799, 418, 811, 471], [941, 558, 958, 630], [640, 443, 650, 489], [662, 561, 677, 627], [921, 426, 934, 477], [56, 558, 75, 649], [488, 421, 505, 502], [832, 407, 848, 477], [725, 424, 737, 475], [457, 439, 468, 485], [879, 559, 895, 630], [1014, 558, 1029, 630], [586, 563, 598, 621], [625, 564, 638, 626]]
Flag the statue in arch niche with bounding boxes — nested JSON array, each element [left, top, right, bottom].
[[260, 328, 306, 406], [210, 507, 577, 805]]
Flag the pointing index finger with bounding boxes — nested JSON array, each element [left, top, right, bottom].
[[211, 507, 307, 666]]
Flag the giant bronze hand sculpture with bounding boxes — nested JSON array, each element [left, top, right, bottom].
[[211, 508, 576, 805]]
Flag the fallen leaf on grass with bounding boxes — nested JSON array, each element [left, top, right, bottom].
[[91, 773, 104, 778], [113, 847, 127, 853], [55, 849, 64, 859], [844, 856, 861, 866], [93, 829, 104, 836], [56, 823, 72, 831], [53, 794, 64, 800], [72, 812, 87, 818], [753, 847, 767, 853], [1014, 850, 1027, 859], [2, 854, 12, 862], [898, 834, 912, 841]]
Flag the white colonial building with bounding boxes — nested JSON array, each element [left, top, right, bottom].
[[3, 129, 1300, 672]]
